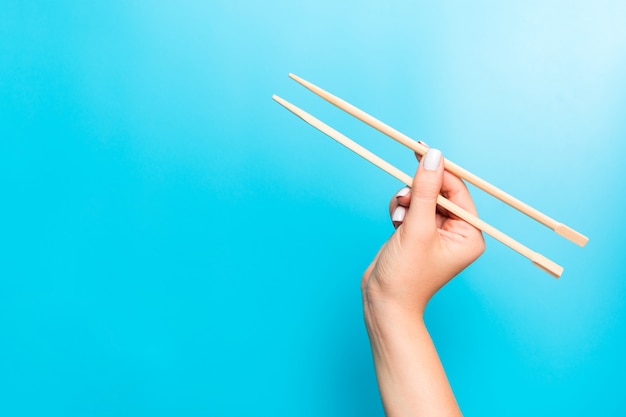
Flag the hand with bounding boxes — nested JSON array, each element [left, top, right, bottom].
[[362, 148, 485, 316], [361, 148, 485, 417]]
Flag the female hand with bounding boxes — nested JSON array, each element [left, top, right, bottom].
[[361, 148, 485, 417], [362, 148, 485, 316]]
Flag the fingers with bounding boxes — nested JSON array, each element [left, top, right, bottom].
[[395, 187, 411, 207], [402, 149, 444, 236], [391, 205, 406, 229], [440, 170, 478, 217], [387, 148, 479, 231], [415, 148, 478, 217], [389, 187, 411, 229]]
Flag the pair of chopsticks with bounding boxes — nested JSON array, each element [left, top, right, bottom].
[[273, 74, 588, 278]]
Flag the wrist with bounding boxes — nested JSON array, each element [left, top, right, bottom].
[[363, 292, 426, 339], [362, 279, 429, 322]]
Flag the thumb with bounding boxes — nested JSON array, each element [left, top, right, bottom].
[[402, 148, 444, 237]]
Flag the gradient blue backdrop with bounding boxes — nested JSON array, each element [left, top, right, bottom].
[[1, 1, 625, 416]]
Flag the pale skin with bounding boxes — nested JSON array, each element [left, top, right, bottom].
[[362, 148, 485, 417]]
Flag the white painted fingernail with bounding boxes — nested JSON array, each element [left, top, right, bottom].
[[423, 148, 442, 171], [392, 206, 406, 223], [395, 187, 410, 198]]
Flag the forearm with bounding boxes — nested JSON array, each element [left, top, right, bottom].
[[364, 300, 462, 417], [360, 149, 481, 415]]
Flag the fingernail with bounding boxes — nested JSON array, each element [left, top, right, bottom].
[[423, 148, 442, 171], [392, 206, 406, 223], [395, 187, 410, 198]]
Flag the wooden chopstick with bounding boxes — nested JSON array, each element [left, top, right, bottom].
[[288, 73, 589, 248], [273, 94, 564, 278]]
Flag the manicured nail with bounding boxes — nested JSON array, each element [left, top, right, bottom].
[[392, 206, 406, 223], [395, 187, 410, 198], [423, 148, 442, 171]]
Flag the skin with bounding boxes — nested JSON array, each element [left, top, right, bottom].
[[361, 149, 485, 417]]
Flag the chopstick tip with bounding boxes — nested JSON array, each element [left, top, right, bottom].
[[288, 73, 306, 85], [532, 258, 563, 279], [272, 95, 301, 117], [554, 224, 589, 247]]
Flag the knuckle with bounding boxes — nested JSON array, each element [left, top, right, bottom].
[[411, 179, 439, 201]]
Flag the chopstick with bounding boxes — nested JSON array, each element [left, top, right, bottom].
[[273, 94, 564, 278], [288, 73, 589, 248]]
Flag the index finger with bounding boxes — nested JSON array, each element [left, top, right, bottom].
[[440, 169, 478, 217]]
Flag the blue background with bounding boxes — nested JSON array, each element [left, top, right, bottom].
[[1, 1, 625, 416]]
